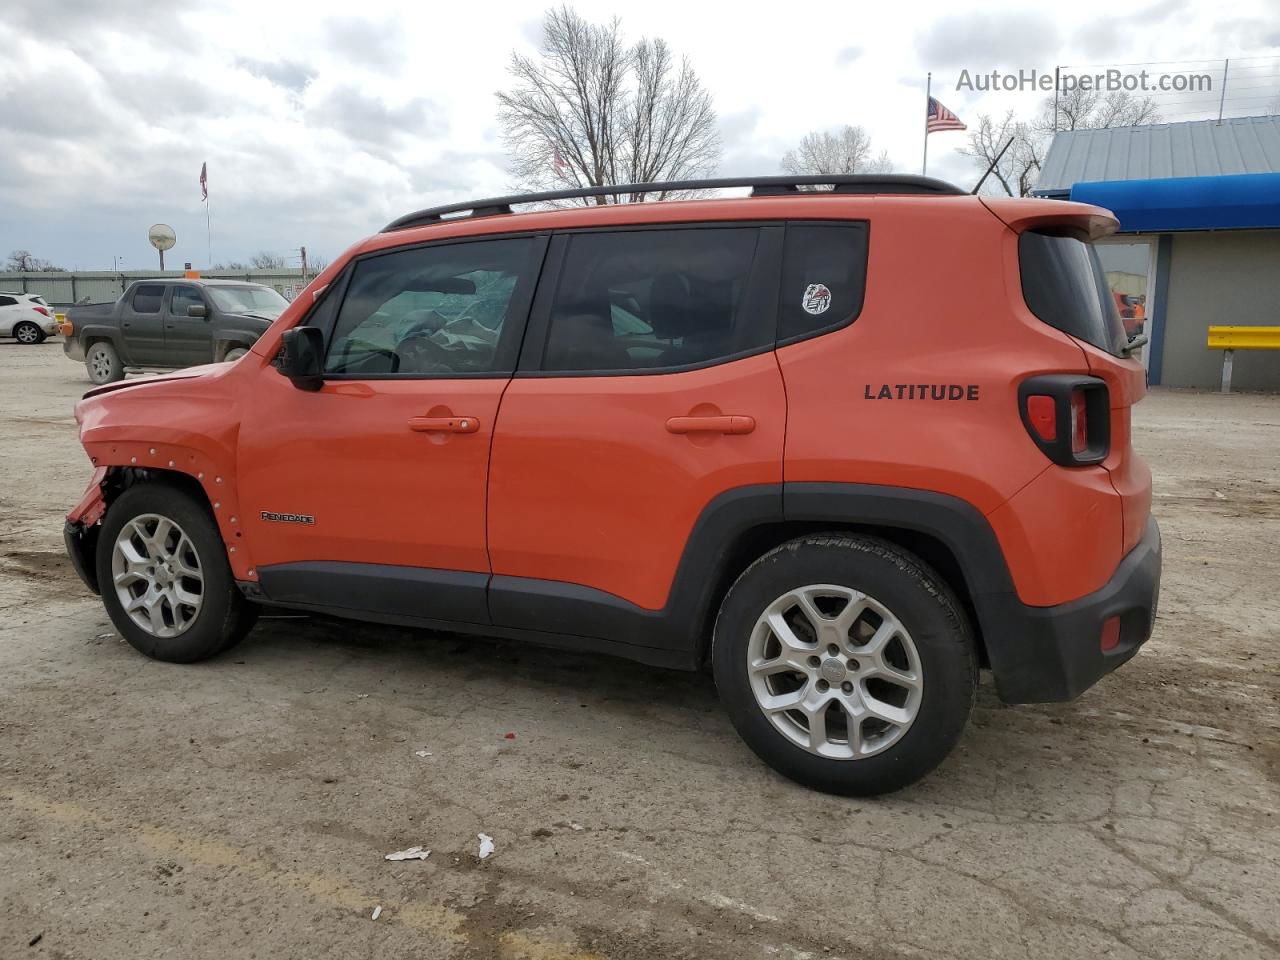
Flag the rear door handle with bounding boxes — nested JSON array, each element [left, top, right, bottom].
[[665, 415, 755, 435], [408, 416, 480, 433]]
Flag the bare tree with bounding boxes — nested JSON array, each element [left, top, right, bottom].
[[497, 5, 720, 203], [1047, 87, 1160, 133], [212, 261, 251, 270], [781, 126, 894, 175], [249, 251, 287, 269], [964, 89, 1161, 196], [6, 249, 65, 272]]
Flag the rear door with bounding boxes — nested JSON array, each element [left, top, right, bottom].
[[119, 283, 168, 364], [166, 285, 214, 366], [486, 225, 786, 645]]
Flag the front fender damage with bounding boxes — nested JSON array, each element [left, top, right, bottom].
[[65, 466, 110, 594]]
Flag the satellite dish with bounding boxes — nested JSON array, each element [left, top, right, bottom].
[[148, 224, 177, 251]]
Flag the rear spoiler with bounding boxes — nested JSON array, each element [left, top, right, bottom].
[[980, 197, 1119, 241]]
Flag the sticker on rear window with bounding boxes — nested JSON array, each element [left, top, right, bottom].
[[802, 283, 831, 315]]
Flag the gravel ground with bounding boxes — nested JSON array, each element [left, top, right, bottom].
[[1, 340, 1277, 960]]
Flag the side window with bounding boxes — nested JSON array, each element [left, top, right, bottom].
[[542, 228, 761, 372], [777, 223, 869, 343], [324, 237, 537, 376], [170, 287, 204, 317], [131, 284, 165, 314], [0, 296, 17, 307]]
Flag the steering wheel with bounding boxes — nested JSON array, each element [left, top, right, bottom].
[[394, 334, 454, 373]]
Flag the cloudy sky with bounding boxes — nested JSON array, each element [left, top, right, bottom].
[[2, 0, 1277, 271]]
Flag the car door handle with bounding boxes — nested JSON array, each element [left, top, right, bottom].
[[407, 416, 480, 433], [665, 415, 755, 435]]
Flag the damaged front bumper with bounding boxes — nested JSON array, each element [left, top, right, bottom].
[[64, 466, 109, 595]]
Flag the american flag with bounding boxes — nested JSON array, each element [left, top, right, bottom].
[[926, 97, 966, 134], [199, 162, 208, 201]]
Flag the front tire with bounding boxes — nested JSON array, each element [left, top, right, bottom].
[[712, 534, 976, 796], [13, 321, 45, 344], [86, 341, 124, 384], [223, 347, 249, 363], [95, 482, 258, 662]]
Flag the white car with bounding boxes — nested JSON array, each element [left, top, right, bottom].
[[0, 291, 60, 344]]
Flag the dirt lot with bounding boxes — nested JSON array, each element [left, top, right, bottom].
[[1, 340, 1277, 960]]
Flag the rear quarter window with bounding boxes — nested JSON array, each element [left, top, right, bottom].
[[778, 223, 869, 344], [1019, 230, 1128, 356]]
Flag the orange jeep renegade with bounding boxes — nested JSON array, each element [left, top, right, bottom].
[[64, 175, 1161, 795]]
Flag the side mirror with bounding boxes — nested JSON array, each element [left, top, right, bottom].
[[277, 326, 325, 391], [187, 303, 207, 318]]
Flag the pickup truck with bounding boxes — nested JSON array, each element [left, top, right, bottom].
[[63, 278, 290, 384]]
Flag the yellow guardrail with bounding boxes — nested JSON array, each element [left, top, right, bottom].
[[1207, 325, 1280, 393], [1207, 326, 1280, 350]]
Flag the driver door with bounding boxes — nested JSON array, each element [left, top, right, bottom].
[[236, 234, 547, 625]]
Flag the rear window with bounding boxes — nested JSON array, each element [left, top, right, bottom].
[[130, 284, 165, 314], [1019, 230, 1128, 356]]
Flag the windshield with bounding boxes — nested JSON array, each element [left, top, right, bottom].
[[206, 285, 290, 318]]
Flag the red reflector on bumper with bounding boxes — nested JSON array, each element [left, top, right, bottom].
[[1100, 616, 1121, 652], [1026, 395, 1056, 441]]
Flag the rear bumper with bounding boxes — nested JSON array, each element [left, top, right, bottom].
[[986, 516, 1162, 703], [64, 337, 84, 362]]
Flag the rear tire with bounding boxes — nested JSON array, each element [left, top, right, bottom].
[[95, 482, 258, 663], [712, 534, 976, 796], [13, 321, 44, 344], [86, 341, 123, 384]]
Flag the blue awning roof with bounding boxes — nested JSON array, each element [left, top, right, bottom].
[[1067, 172, 1280, 233]]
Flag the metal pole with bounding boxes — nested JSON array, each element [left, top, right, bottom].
[[1054, 66, 1061, 132], [922, 72, 931, 175], [1221, 349, 1234, 393], [205, 191, 213, 267], [1217, 58, 1229, 124], [159, 248, 165, 270]]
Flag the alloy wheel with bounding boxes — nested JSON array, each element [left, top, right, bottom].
[[111, 513, 205, 638], [746, 584, 924, 759]]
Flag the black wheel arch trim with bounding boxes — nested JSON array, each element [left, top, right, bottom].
[[245, 482, 1152, 703]]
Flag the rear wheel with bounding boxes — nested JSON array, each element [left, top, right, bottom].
[[13, 321, 44, 344], [95, 482, 258, 662], [712, 534, 976, 795], [86, 341, 123, 384]]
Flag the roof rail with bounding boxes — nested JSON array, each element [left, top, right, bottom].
[[381, 174, 964, 232]]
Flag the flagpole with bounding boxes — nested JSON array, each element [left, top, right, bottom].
[[922, 72, 931, 176], [205, 192, 212, 268]]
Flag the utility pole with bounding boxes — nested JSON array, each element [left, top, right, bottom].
[[300, 245, 308, 280], [1217, 58, 1230, 124]]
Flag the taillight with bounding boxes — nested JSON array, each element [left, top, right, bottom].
[[1019, 375, 1110, 466], [1070, 391, 1088, 454], [58, 318, 74, 336], [33, 305, 50, 317]]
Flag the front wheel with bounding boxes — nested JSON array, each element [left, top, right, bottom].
[[223, 347, 249, 363], [13, 321, 45, 344], [712, 534, 976, 796], [95, 482, 258, 662]]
